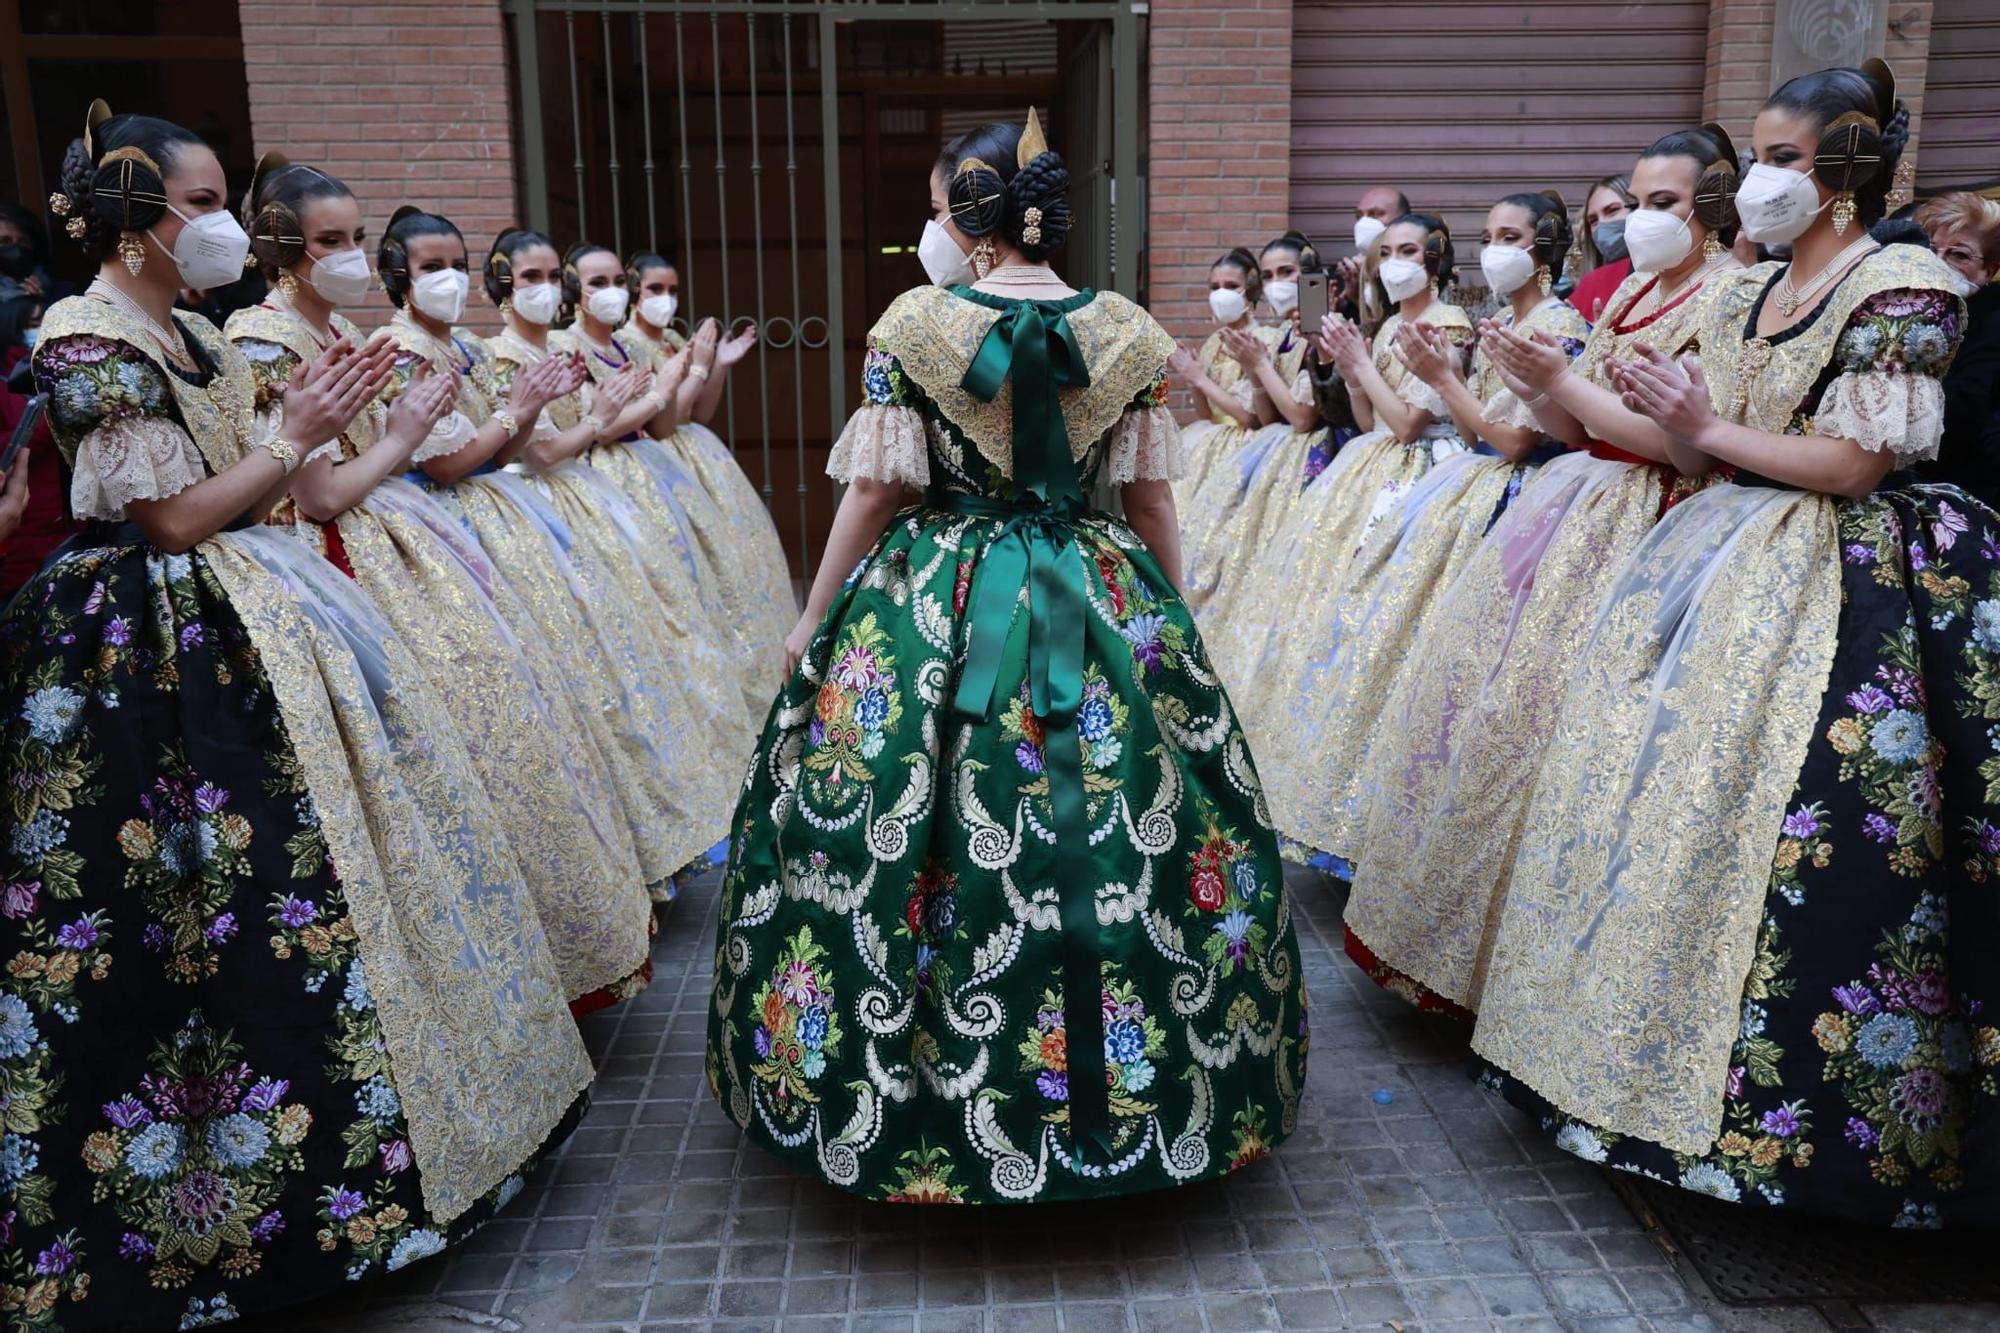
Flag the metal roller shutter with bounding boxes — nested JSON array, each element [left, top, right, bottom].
[[1919, 0, 1999, 191], [1290, 1, 1710, 250]]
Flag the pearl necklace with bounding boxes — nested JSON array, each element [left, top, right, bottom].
[[1775, 236, 1877, 318], [91, 278, 192, 366]]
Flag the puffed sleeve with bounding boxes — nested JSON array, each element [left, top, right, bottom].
[[34, 333, 209, 520], [827, 344, 929, 486], [1105, 368, 1183, 485], [1390, 322, 1469, 416], [384, 347, 480, 463], [1813, 287, 1965, 461]]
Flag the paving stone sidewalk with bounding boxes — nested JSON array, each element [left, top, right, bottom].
[[270, 868, 2000, 1333]]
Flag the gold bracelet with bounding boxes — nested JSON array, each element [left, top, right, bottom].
[[583, 413, 609, 437], [263, 437, 301, 473], [639, 390, 666, 415], [492, 409, 520, 436], [687, 364, 711, 382]]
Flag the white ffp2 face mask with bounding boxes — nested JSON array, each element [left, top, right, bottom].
[[1479, 244, 1537, 296], [918, 220, 975, 288], [306, 247, 374, 307], [1735, 163, 1827, 245], [1378, 257, 1430, 303], [586, 286, 630, 326], [1208, 287, 1248, 324], [1353, 215, 1387, 254], [511, 281, 561, 326], [1264, 280, 1300, 316], [410, 268, 469, 324], [152, 205, 251, 292], [1623, 208, 1696, 273], [639, 293, 678, 328]]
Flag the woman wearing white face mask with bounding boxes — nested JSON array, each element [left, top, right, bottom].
[[1343, 125, 1742, 1022], [550, 242, 770, 731], [483, 229, 745, 893], [1266, 191, 1592, 875], [620, 250, 796, 677], [14, 106, 597, 1323], [1179, 233, 1329, 628], [230, 174, 658, 1018], [1472, 65, 1999, 1226], [1218, 212, 1472, 729], [1166, 248, 1284, 510]]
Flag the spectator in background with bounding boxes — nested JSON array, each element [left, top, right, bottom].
[[1912, 191, 2000, 506], [1566, 174, 1635, 322], [0, 295, 71, 600], [0, 203, 58, 307], [1334, 185, 1412, 326]]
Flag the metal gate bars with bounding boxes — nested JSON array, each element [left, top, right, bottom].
[[500, 0, 1142, 580]]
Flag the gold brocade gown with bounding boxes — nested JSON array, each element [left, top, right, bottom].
[[1173, 321, 1288, 546], [233, 302, 653, 1010], [1342, 265, 1733, 1015], [1221, 302, 1474, 742], [1261, 296, 1591, 865], [486, 329, 740, 883], [629, 323, 798, 671], [555, 322, 769, 737]]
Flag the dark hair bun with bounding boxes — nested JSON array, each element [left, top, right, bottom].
[[947, 163, 1008, 238], [86, 146, 170, 238], [1005, 150, 1071, 260]]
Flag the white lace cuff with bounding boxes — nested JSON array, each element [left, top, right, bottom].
[[1290, 368, 1315, 407], [69, 414, 208, 520], [410, 410, 480, 463], [828, 405, 929, 486], [1484, 383, 1540, 432], [1397, 374, 1448, 416], [1813, 370, 1946, 461], [1105, 406, 1184, 485], [1228, 377, 1256, 413]]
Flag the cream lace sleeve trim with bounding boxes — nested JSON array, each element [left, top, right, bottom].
[[1105, 405, 1183, 485], [70, 414, 209, 520], [1290, 368, 1315, 407], [1397, 374, 1448, 416], [1813, 370, 1946, 461], [1484, 382, 1539, 431], [409, 410, 479, 463], [827, 404, 929, 486], [1228, 377, 1257, 413]]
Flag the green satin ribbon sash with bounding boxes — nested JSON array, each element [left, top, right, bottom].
[[943, 296, 1111, 1162]]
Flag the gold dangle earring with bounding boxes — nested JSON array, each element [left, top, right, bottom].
[[1537, 265, 1552, 296], [1702, 234, 1726, 261], [276, 269, 299, 297], [972, 237, 996, 280], [116, 231, 146, 277], [1831, 191, 1856, 237]]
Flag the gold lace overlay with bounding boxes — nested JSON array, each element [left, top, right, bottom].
[[1574, 265, 1735, 390], [42, 297, 592, 1217], [332, 481, 654, 1000], [1469, 484, 1841, 1153], [225, 303, 385, 515], [1345, 455, 1668, 1007], [869, 286, 1174, 477], [1173, 322, 1288, 510]]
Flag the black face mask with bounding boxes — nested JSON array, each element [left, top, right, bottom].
[[0, 245, 32, 279]]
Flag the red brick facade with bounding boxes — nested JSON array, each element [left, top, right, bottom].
[[1144, 0, 1295, 358], [239, 0, 520, 306]]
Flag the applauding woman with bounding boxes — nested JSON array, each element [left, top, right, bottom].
[[5, 106, 588, 1327]]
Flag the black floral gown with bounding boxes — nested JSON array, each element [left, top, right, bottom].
[[0, 294, 589, 1328], [706, 285, 1307, 1205], [1468, 247, 2000, 1226]]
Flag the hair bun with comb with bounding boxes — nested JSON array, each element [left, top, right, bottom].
[[948, 160, 1008, 239], [1692, 121, 1742, 236], [1006, 151, 1071, 260]]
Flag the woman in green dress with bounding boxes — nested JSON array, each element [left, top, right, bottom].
[[706, 113, 1307, 1204]]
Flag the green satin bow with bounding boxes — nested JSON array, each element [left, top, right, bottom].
[[946, 296, 1112, 1161]]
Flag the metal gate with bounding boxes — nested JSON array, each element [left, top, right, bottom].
[[501, 0, 1144, 578]]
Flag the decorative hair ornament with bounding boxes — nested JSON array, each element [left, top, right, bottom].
[[1016, 107, 1049, 170], [83, 98, 112, 162], [948, 153, 1005, 236], [1021, 206, 1044, 249], [245, 151, 307, 279], [1690, 121, 1742, 235]]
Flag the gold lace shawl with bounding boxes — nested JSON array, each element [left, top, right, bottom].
[[488, 330, 584, 433], [1573, 265, 1736, 392], [1373, 303, 1473, 391], [375, 317, 501, 425], [1698, 246, 1960, 435], [225, 303, 384, 467], [38, 295, 254, 478], [868, 285, 1173, 476]]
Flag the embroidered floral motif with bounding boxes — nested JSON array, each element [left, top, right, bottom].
[[879, 1143, 967, 1204], [1018, 973, 1168, 1147], [803, 614, 903, 812], [118, 749, 256, 984], [898, 860, 960, 998], [749, 928, 843, 1127]]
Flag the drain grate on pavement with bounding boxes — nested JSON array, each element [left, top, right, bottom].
[[1611, 1172, 2000, 1306]]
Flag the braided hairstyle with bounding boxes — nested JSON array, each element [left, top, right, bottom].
[[244, 157, 353, 283], [1212, 247, 1263, 306], [483, 228, 556, 309], [1765, 60, 1909, 228], [378, 207, 463, 310], [560, 241, 616, 325], [935, 120, 1072, 263], [1497, 191, 1574, 287], [1640, 123, 1742, 246], [55, 112, 205, 265]]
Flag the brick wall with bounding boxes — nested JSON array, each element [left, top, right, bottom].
[[239, 0, 520, 327], [1145, 0, 1294, 387]]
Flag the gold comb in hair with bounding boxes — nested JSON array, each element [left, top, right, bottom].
[[1017, 108, 1048, 167]]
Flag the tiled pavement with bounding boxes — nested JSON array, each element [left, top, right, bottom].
[[273, 869, 2000, 1333]]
